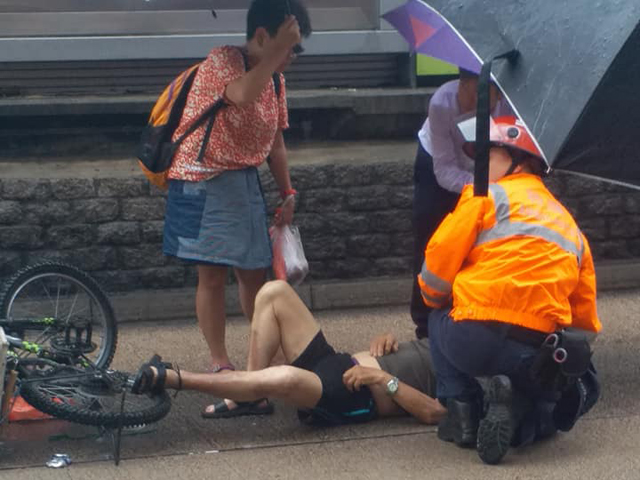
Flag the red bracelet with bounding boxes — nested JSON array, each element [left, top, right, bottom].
[[280, 188, 298, 199]]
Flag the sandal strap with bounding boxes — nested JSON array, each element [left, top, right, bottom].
[[151, 359, 167, 395], [173, 363, 182, 399]]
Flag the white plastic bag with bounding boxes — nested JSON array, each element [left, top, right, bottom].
[[270, 224, 309, 286]]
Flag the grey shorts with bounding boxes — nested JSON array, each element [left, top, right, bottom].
[[376, 337, 437, 397]]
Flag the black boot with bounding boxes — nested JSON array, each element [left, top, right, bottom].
[[477, 375, 514, 465], [437, 397, 480, 447]]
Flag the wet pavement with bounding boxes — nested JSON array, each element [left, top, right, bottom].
[[1, 289, 639, 479]]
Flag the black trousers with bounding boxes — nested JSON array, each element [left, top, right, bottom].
[[410, 143, 460, 338]]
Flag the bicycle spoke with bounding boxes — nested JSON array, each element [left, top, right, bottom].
[[64, 289, 81, 325]]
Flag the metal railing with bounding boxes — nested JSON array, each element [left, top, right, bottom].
[[0, 0, 408, 62]]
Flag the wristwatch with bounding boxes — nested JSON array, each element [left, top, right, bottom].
[[385, 376, 399, 396]]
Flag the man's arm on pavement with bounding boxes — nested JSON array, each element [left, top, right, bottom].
[[343, 366, 446, 425]]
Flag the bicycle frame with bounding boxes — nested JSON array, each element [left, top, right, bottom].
[[0, 316, 97, 361], [0, 327, 8, 418]]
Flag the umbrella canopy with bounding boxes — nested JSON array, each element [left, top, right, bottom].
[[384, 0, 640, 189]]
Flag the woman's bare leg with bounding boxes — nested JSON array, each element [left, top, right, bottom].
[[234, 267, 266, 321], [163, 366, 322, 409], [196, 265, 230, 367]]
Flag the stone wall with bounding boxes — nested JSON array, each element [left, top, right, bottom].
[[1, 160, 639, 293]]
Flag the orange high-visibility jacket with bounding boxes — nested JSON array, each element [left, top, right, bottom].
[[418, 173, 601, 334]]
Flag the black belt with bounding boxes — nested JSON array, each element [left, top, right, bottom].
[[485, 322, 549, 347], [505, 325, 549, 347]]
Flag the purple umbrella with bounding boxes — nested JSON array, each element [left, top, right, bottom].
[[382, 0, 481, 74]]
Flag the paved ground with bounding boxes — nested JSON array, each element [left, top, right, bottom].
[[1, 288, 639, 479]]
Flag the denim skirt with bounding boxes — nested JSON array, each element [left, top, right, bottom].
[[163, 168, 272, 270]]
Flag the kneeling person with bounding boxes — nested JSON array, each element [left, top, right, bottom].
[[420, 115, 601, 464], [132, 280, 445, 426]]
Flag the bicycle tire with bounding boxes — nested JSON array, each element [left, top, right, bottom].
[[20, 364, 171, 428], [0, 262, 118, 369]]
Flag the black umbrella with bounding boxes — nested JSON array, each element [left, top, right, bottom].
[[386, 0, 640, 192]]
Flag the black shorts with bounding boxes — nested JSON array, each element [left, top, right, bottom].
[[292, 331, 376, 426]]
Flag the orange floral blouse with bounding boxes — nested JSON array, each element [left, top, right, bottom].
[[168, 46, 289, 182]]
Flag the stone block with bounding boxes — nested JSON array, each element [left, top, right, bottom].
[[0, 226, 44, 249], [609, 216, 640, 239], [97, 222, 141, 245], [35, 247, 117, 271], [2, 179, 50, 200], [141, 221, 165, 243], [327, 164, 377, 187], [93, 269, 145, 292], [121, 197, 166, 221], [564, 175, 609, 197], [45, 224, 96, 249], [345, 186, 393, 211], [295, 213, 330, 238], [389, 233, 414, 257], [23, 201, 74, 226], [369, 210, 412, 233], [623, 193, 640, 215], [50, 179, 95, 199], [302, 188, 346, 213], [627, 238, 640, 257], [73, 198, 120, 223], [258, 170, 277, 193], [0, 201, 22, 225], [387, 186, 413, 209], [303, 236, 347, 260], [149, 185, 168, 197], [319, 212, 372, 235], [543, 174, 565, 197], [346, 234, 391, 258], [119, 245, 167, 268], [97, 178, 149, 198], [290, 165, 333, 191], [591, 240, 632, 260], [315, 258, 373, 279], [307, 261, 332, 280], [578, 218, 608, 241], [0, 251, 22, 278], [372, 256, 413, 276], [139, 266, 187, 289], [370, 162, 412, 185], [579, 195, 624, 217]]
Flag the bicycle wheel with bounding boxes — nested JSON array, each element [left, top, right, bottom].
[[0, 262, 117, 369], [20, 363, 171, 428]]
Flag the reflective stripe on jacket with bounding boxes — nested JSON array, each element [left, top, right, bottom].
[[418, 173, 601, 334]]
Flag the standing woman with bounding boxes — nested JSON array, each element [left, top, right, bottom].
[[163, 0, 312, 373]]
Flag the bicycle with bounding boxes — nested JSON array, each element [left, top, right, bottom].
[[0, 262, 172, 462]]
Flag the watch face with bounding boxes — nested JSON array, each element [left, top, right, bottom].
[[387, 377, 399, 394]]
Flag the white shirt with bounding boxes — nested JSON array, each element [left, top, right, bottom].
[[418, 80, 512, 193]]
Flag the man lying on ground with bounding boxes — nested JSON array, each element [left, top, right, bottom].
[[131, 280, 446, 426]]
